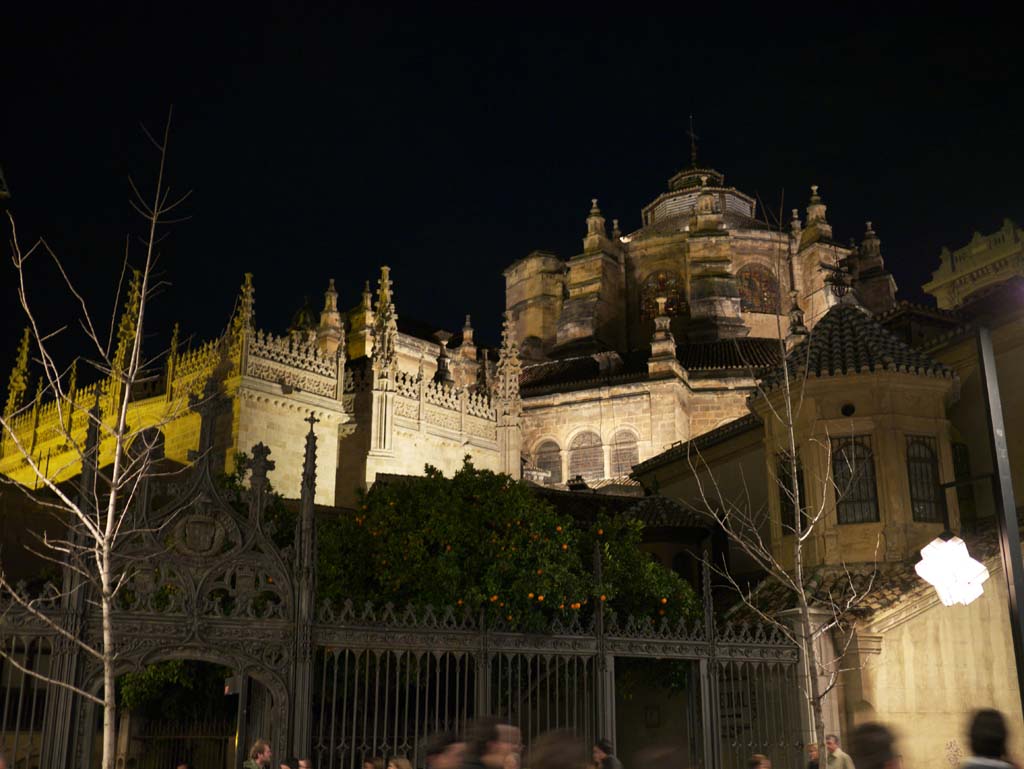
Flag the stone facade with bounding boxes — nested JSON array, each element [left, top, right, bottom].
[[925, 218, 1024, 309], [1, 158, 899, 505], [0, 269, 517, 507], [507, 163, 895, 487]]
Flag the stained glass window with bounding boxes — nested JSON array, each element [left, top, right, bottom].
[[535, 440, 562, 485], [568, 431, 604, 481], [737, 264, 781, 314], [640, 270, 688, 319], [610, 430, 640, 477]]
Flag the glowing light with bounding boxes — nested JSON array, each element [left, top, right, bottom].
[[915, 534, 990, 606]]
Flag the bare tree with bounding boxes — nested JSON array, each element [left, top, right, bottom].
[[0, 111, 188, 769], [682, 204, 878, 766]]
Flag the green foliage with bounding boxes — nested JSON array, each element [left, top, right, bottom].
[[319, 458, 699, 629], [118, 660, 234, 720]]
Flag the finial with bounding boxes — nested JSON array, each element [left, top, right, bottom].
[[590, 198, 600, 214], [700, 174, 709, 187], [687, 114, 699, 168], [464, 314, 472, 328], [865, 220, 875, 235], [810, 184, 819, 197], [305, 412, 320, 431], [494, 311, 521, 402], [4, 327, 31, 417], [612, 219, 621, 239]]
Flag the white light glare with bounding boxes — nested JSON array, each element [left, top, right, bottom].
[[915, 535, 990, 607]]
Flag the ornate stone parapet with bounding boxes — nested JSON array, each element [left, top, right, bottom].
[[245, 329, 342, 399]]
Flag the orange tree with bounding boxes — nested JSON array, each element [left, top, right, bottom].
[[318, 458, 699, 630]]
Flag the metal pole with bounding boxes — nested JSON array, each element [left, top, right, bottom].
[[976, 326, 1024, 717]]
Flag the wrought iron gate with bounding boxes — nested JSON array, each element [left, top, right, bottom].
[[0, 403, 806, 769]]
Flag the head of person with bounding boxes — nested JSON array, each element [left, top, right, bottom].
[[849, 723, 899, 769], [970, 709, 1008, 760], [251, 740, 273, 766], [282, 758, 300, 769], [299, 761, 313, 769], [528, 730, 590, 769], [388, 758, 412, 769], [748, 754, 770, 769], [364, 757, 385, 769], [825, 736, 840, 755], [593, 738, 614, 764], [467, 716, 521, 769], [425, 732, 465, 769], [176, 764, 192, 769], [807, 744, 820, 762]]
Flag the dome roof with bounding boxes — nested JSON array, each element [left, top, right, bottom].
[[637, 166, 762, 234]]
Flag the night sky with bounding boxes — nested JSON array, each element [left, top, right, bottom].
[[2, 6, 1022, 375]]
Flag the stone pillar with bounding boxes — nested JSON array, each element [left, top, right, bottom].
[[778, 607, 842, 745]]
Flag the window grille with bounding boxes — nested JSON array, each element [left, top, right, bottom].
[[777, 452, 808, 533], [568, 431, 604, 481], [906, 435, 947, 523], [610, 431, 639, 477], [831, 436, 879, 524], [534, 440, 562, 485]]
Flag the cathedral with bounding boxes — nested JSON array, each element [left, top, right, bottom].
[[0, 156, 900, 507]]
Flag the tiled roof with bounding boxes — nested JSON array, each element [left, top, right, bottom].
[[519, 351, 649, 395], [620, 494, 715, 530], [677, 338, 782, 372], [519, 338, 781, 396], [632, 413, 763, 476], [760, 303, 954, 393]]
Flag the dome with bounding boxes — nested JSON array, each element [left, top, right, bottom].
[[639, 166, 761, 231]]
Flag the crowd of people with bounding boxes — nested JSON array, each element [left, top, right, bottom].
[[135, 707, 1017, 769], [229, 718, 622, 769]]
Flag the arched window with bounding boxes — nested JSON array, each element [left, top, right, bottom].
[[568, 431, 604, 481], [534, 440, 562, 486], [831, 436, 879, 524], [640, 270, 687, 319], [610, 430, 640, 477], [906, 436, 946, 523], [737, 264, 781, 314]]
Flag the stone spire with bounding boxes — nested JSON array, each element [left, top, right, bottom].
[[858, 221, 883, 272], [316, 278, 344, 356], [853, 221, 898, 314], [583, 198, 608, 252], [494, 311, 521, 403], [111, 269, 142, 410], [113, 269, 143, 375], [371, 266, 398, 374], [460, 314, 477, 360], [803, 184, 833, 241], [4, 327, 30, 418], [433, 330, 454, 385], [231, 273, 256, 338], [494, 312, 523, 479], [786, 212, 808, 343]]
